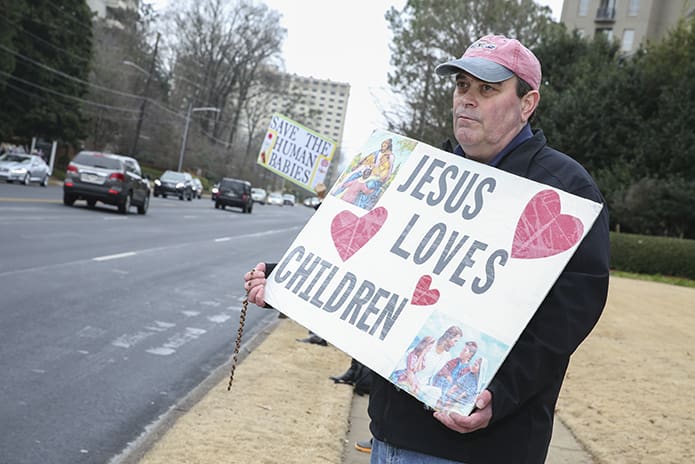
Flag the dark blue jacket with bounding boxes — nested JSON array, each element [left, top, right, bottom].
[[368, 130, 610, 463]]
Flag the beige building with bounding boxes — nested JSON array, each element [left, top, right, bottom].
[[86, 0, 138, 28], [560, 0, 695, 53]]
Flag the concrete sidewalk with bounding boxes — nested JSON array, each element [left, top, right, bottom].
[[118, 318, 595, 464]]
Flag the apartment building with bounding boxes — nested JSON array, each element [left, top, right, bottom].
[[267, 74, 350, 144], [560, 0, 695, 53], [86, 0, 138, 26]]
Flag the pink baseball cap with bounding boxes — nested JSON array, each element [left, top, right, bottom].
[[435, 35, 542, 90]]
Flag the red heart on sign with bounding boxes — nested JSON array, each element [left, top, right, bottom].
[[412, 275, 440, 306], [512, 189, 584, 259], [331, 207, 388, 261]]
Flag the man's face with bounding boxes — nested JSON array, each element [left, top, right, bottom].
[[452, 72, 533, 163], [460, 345, 474, 361]]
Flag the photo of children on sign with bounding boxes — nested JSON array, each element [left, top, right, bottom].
[[263, 128, 604, 416], [388, 311, 507, 416], [333, 133, 416, 210]]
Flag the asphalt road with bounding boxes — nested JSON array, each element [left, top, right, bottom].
[[0, 182, 314, 464]]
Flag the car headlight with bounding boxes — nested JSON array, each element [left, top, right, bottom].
[[154, 179, 161, 186], [10, 167, 28, 174], [211, 187, 219, 194]]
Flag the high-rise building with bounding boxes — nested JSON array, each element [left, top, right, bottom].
[[560, 0, 695, 54], [86, 0, 138, 27]]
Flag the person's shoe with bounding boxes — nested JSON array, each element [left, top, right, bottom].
[[329, 368, 356, 385], [296, 335, 327, 346], [354, 438, 372, 454]]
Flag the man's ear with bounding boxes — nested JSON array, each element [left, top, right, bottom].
[[521, 90, 540, 123]]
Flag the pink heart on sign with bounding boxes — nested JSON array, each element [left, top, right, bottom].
[[512, 189, 584, 259], [412, 275, 440, 306], [331, 207, 388, 261]]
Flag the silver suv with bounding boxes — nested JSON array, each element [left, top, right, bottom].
[[63, 151, 151, 214]]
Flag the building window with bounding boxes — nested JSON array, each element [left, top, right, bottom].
[[621, 29, 635, 52], [628, 0, 640, 16], [578, 0, 589, 16], [596, 27, 614, 41]]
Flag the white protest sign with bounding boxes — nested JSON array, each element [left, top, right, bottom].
[[264, 129, 603, 415], [257, 113, 336, 192]]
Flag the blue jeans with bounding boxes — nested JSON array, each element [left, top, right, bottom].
[[370, 438, 465, 464]]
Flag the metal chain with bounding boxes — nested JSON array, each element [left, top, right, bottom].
[[227, 295, 248, 391]]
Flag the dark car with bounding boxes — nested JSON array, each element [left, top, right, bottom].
[[213, 177, 253, 213], [63, 151, 151, 214], [153, 170, 194, 201]]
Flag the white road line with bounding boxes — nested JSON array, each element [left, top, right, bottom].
[[93, 252, 137, 262], [0, 226, 300, 278], [146, 327, 207, 356], [214, 237, 231, 242]]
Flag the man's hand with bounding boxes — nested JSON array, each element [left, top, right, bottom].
[[244, 262, 267, 307], [433, 389, 493, 433]]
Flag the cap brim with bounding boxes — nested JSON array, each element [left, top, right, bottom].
[[435, 57, 514, 83]]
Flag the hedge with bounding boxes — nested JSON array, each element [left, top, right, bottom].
[[610, 232, 695, 280]]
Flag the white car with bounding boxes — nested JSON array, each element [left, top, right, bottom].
[[267, 191, 284, 206], [0, 153, 50, 186], [282, 193, 296, 206], [251, 187, 267, 204]]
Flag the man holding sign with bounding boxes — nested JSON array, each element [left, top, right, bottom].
[[244, 34, 609, 464]]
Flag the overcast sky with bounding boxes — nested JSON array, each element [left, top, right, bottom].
[[149, 0, 564, 163]]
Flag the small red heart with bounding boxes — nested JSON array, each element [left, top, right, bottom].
[[512, 189, 584, 259], [412, 275, 440, 306], [331, 207, 388, 261]]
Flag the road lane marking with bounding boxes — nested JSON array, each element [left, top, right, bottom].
[[146, 327, 206, 356], [214, 237, 231, 242], [93, 252, 137, 261], [0, 226, 301, 278]]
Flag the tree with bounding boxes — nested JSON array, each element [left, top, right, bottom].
[[0, 0, 93, 145], [168, 0, 285, 165], [385, 0, 557, 146]]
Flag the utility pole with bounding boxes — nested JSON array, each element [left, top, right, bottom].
[[130, 32, 160, 157]]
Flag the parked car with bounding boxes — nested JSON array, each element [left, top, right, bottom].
[[303, 196, 321, 208], [282, 193, 296, 206], [0, 153, 50, 186], [153, 170, 194, 201], [267, 191, 284, 206], [213, 177, 253, 213], [63, 151, 150, 214], [191, 177, 203, 199], [251, 187, 267, 204]]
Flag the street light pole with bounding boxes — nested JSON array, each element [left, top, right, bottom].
[[177, 105, 220, 172], [129, 32, 160, 157]]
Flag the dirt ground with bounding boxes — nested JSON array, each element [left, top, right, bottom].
[[136, 276, 694, 464], [556, 276, 694, 464]]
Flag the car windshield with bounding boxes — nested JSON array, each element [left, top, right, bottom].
[[74, 153, 122, 169], [161, 171, 186, 181], [0, 154, 30, 163]]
